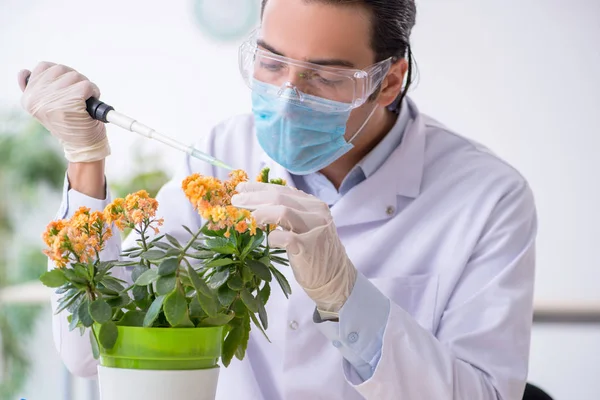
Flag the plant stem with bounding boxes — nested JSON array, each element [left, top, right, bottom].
[[139, 222, 156, 299]]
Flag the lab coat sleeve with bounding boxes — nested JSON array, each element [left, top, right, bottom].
[[49, 151, 205, 378], [312, 274, 390, 381], [343, 180, 537, 400]]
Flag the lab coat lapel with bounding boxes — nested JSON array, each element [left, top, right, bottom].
[[332, 112, 426, 228]]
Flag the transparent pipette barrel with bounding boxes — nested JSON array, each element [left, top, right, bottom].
[[107, 111, 234, 170]]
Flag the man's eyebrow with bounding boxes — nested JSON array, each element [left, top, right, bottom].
[[256, 39, 356, 68]]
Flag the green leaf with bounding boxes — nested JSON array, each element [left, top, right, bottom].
[[106, 294, 131, 309], [98, 260, 116, 273], [165, 234, 183, 249], [207, 258, 235, 268], [150, 234, 165, 243], [196, 292, 219, 318], [135, 269, 159, 286], [241, 264, 253, 283], [132, 285, 148, 301], [222, 326, 243, 367], [99, 321, 118, 349], [117, 310, 146, 327], [164, 290, 187, 326], [208, 268, 230, 290], [189, 296, 206, 319], [259, 282, 270, 305], [156, 275, 177, 296], [270, 256, 290, 266], [78, 298, 94, 327], [242, 230, 264, 258], [96, 285, 118, 297], [187, 250, 214, 259], [55, 285, 71, 294], [158, 257, 179, 276], [218, 285, 237, 307], [74, 263, 90, 280], [177, 312, 195, 327], [131, 264, 149, 282], [186, 264, 213, 297], [68, 307, 80, 331], [227, 275, 244, 290], [271, 267, 292, 298], [140, 250, 167, 261], [247, 260, 272, 282], [205, 237, 236, 254], [89, 299, 112, 324], [240, 288, 258, 313], [61, 267, 85, 282], [152, 241, 174, 251], [268, 249, 288, 255], [166, 248, 181, 257], [235, 313, 251, 360], [199, 311, 235, 327], [90, 329, 100, 359], [122, 246, 140, 253], [101, 276, 126, 293], [180, 273, 193, 287], [143, 295, 166, 327], [40, 268, 67, 288], [257, 293, 268, 330], [248, 309, 270, 342], [56, 292, 80, 314], [66, 292, 85, 314], [182, 225, 194, 236]]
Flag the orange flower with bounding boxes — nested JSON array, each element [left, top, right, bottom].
[[42, 206, 112, 268], [182, 170, 260, 236], [104, 190, 162, 234]]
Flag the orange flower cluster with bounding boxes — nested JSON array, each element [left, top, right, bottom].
[[43, 207, 112, 268], [182, 170, 257, 237], [104, 190, 164, 234]]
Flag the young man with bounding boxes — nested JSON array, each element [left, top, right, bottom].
[[20, 0, 537, 398]]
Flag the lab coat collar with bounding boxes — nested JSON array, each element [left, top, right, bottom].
[[257, 97, 426, 227]]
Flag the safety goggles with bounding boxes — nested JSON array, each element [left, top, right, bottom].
[[238, 30, 393, 112]]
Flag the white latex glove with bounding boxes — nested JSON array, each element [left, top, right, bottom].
[[231, 182, 357, 313], [18, 62, 111, 163]]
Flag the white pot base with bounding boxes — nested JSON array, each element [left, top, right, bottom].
[[98, 365, 220, 400]]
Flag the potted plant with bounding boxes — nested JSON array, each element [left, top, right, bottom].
[[39, 168, 291, 400]]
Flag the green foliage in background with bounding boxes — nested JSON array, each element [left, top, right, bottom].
[[0, 114, 66, 399]]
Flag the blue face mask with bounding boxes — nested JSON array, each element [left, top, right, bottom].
[[251, 81, 376, 175]]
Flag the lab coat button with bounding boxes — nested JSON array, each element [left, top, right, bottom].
[[289, 320, 299, 330], [332, 340, 342, 348], [386, 206, 395, 216], [347, 332, 359, 343]]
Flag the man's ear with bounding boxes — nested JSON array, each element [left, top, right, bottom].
[[377, 59, 408, 108]]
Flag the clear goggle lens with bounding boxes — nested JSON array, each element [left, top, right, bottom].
[[239, 33, 393, 112]]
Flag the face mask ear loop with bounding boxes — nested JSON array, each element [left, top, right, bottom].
[[348, 104, 378, 144]]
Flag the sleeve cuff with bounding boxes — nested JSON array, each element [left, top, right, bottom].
[[58, 172, 111, 219], [312, 273, 391, 382]]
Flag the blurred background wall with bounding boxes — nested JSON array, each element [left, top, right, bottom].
[[0, 0, 598, 398]]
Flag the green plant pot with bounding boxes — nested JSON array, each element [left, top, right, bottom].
[[97, 325, 224, 370]]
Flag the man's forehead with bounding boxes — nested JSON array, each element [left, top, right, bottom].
[[260, 0, 375, 65]]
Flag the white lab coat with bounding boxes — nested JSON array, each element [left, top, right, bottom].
[[50, 98, 537, 400]]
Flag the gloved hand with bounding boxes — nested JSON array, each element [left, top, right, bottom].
[[18, 62, 111, 163], [231, 182, 357, 313]]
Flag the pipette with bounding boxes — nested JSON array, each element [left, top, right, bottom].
[[88, 98, 234, 170], [24, 77, 234, 170]]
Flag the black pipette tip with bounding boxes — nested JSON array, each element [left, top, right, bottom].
[[24, 74, 114, 123]]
